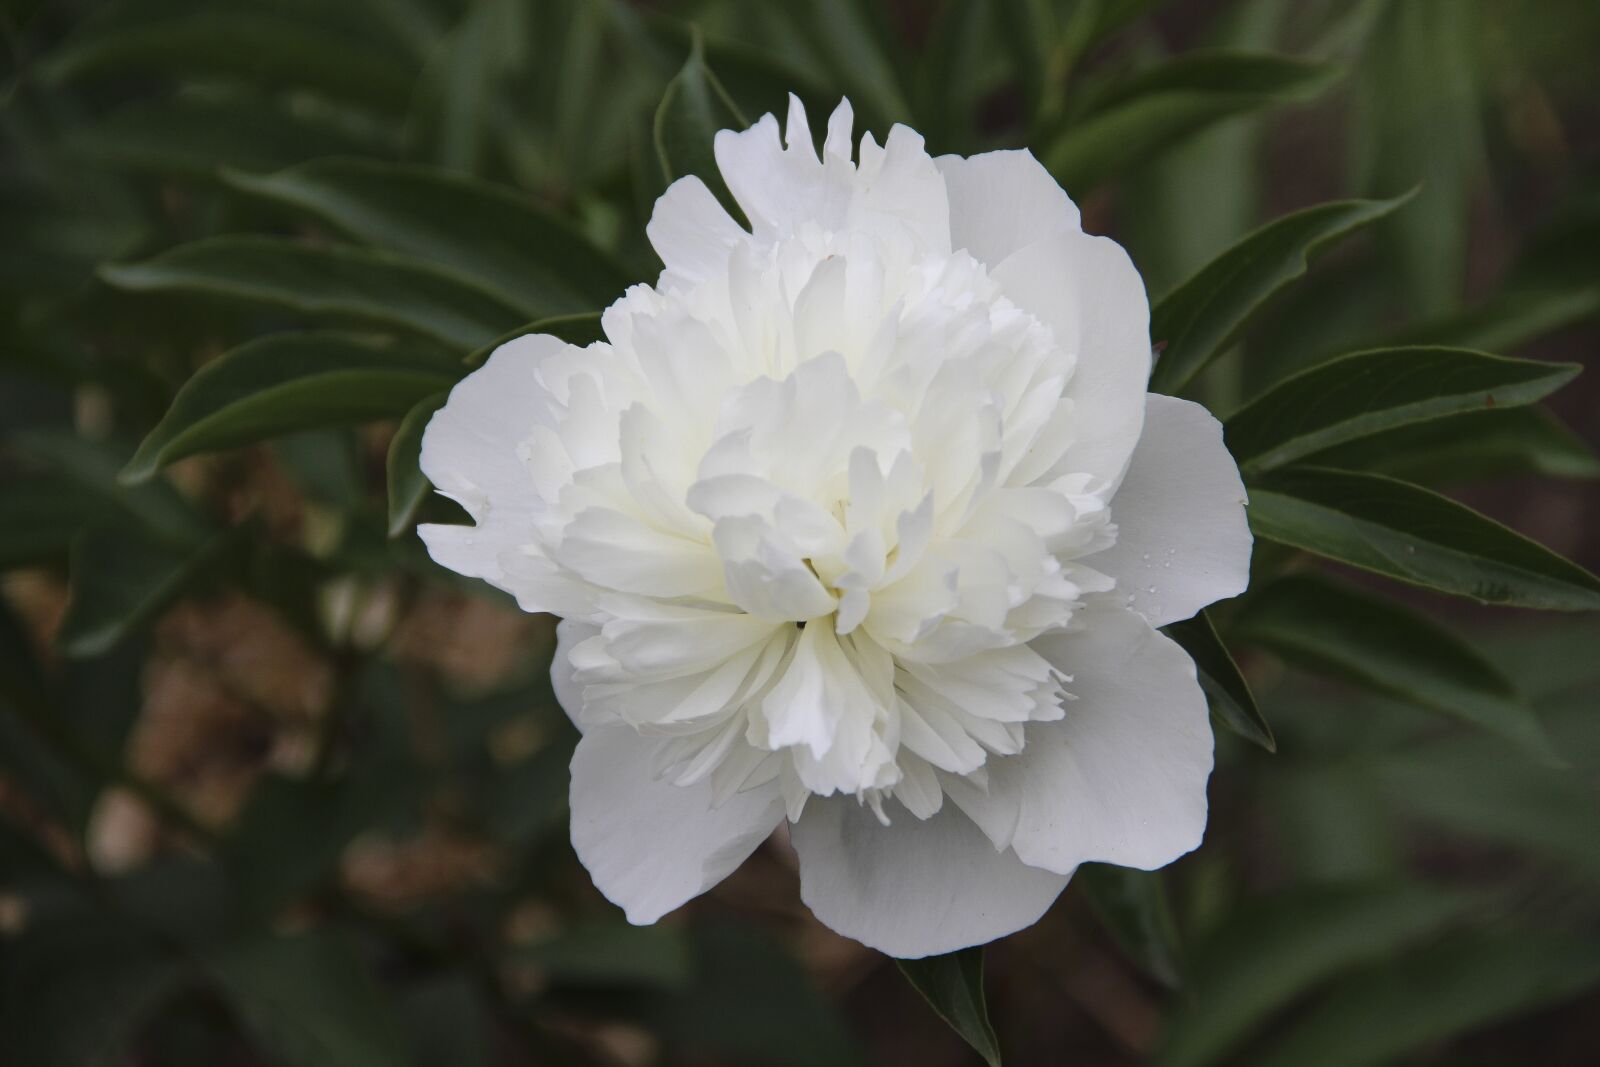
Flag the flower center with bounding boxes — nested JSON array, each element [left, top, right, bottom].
[[551, 235, 1119, 820]]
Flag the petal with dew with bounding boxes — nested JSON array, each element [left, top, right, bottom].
[[1087, 394, 1251, 627]]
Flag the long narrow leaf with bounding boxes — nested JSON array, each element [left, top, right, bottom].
[[1164, 611, 1273, 752], [1247, 467, 1600, 611], [897, 949, 1003, 1067], [102, 237, 527, 351], [122, 333, 458, 483], [1148, 194, 1410, 393], [1234, 574, 1558, 762], [224, 160, 631, 315], [1224, 346, 1579, 471], [1044, 52, 1340, 193]]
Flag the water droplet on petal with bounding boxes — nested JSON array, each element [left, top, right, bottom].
[[1146, 584, 1156, 594]]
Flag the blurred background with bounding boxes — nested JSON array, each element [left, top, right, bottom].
[[2, 0, 1598, 1064]]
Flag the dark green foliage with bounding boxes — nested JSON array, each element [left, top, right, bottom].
[[896, 949, 1003, 1065], [1, 1, 1597, 1065], [1163, 610, 1273, 752]]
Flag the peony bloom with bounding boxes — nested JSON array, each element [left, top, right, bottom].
[[420, 97, 1250, 958]]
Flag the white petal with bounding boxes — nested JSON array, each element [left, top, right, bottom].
[[713, 515, 838, 622], [646, 175, 746, 288], [554, 506, 726, 600], [551, 619, 598, 730], [419, 333, 572, 607], [714, 112, 841, 239], [953, 608, 1213, 875], [569, 725, 784, 924], [936, 149, 1082, 268], [991, 231, 1151, 495], [1087, 394, 1251, 626], [823, 98, 854, 159], [790, 796, 1070, 957]]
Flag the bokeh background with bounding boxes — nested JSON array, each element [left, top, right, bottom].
[[2, 1, 1598, 1064]]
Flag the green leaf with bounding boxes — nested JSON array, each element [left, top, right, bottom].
[[222, 766, 416, 919], [896, 948, 1002, 1067], [122, 332, 458, 483], [406, 0, 518, 173], [0, 921, 183, 1067], [1233, 574, 1558, 763], [274, 429, 365, 509], [13, 431, 210, 546], [399, 976, 495, 1067], [1248, 929, 1600, 1067], [1115, 0, 1281, 297], [1305, 407, 1600, 485], [101, 237, 527, 351], [1163, 611, 1273, 752], [515, 923, 693, 991], [64, 93, 399, 178], [1044, 52, 1340, 193], [1247, 467, 1600, 611], [1223, 346, 1579, 471], [210, 932, 411, 1067], [1154, 883, 1476, 1067], [464, 312, 606, 368], [0, 600, 98, 831], [1076, 865, 1184, 989], [1148, 195, 1410, 394], [748, 0, 912, 128], [654, 28, 748, 218], [0, 478, 107, 568], [223, 159, 631, 316], [58, 526, 226, 657], [994, 0, 1054, 117], [1351, 0, 1485, 316], [1373, 720, 1600, 882], [43, 10, 417, 112], [639, 920, 867, 1067], [385, 392, 447, 538], [1391, 286, 1600, 353], [914, 0, 992, 149]]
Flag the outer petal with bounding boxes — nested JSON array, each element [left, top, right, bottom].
[[991, 232, 1151, 495], [570, 726, 785, 924], [953, 608, 1213, 875], [790, 796, 1070, 958], [551, 619, 598, 731], [713, 97, 949, 255], [419, 333, 590, 615], [646, 175, 746, 289], [1087, 394, 1251, 627], [936, 149, 1082, 268]]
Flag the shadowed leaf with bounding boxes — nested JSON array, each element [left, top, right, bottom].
[[897, 948, 1002, 1067], [1149, 194, 1411, 393], [122, 332, 458, 483], [1224, 346, 1579, 471], [1248, 467, 1600, 611]]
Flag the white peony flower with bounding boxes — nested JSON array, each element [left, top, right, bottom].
[[419, 96, 1251, 958]]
